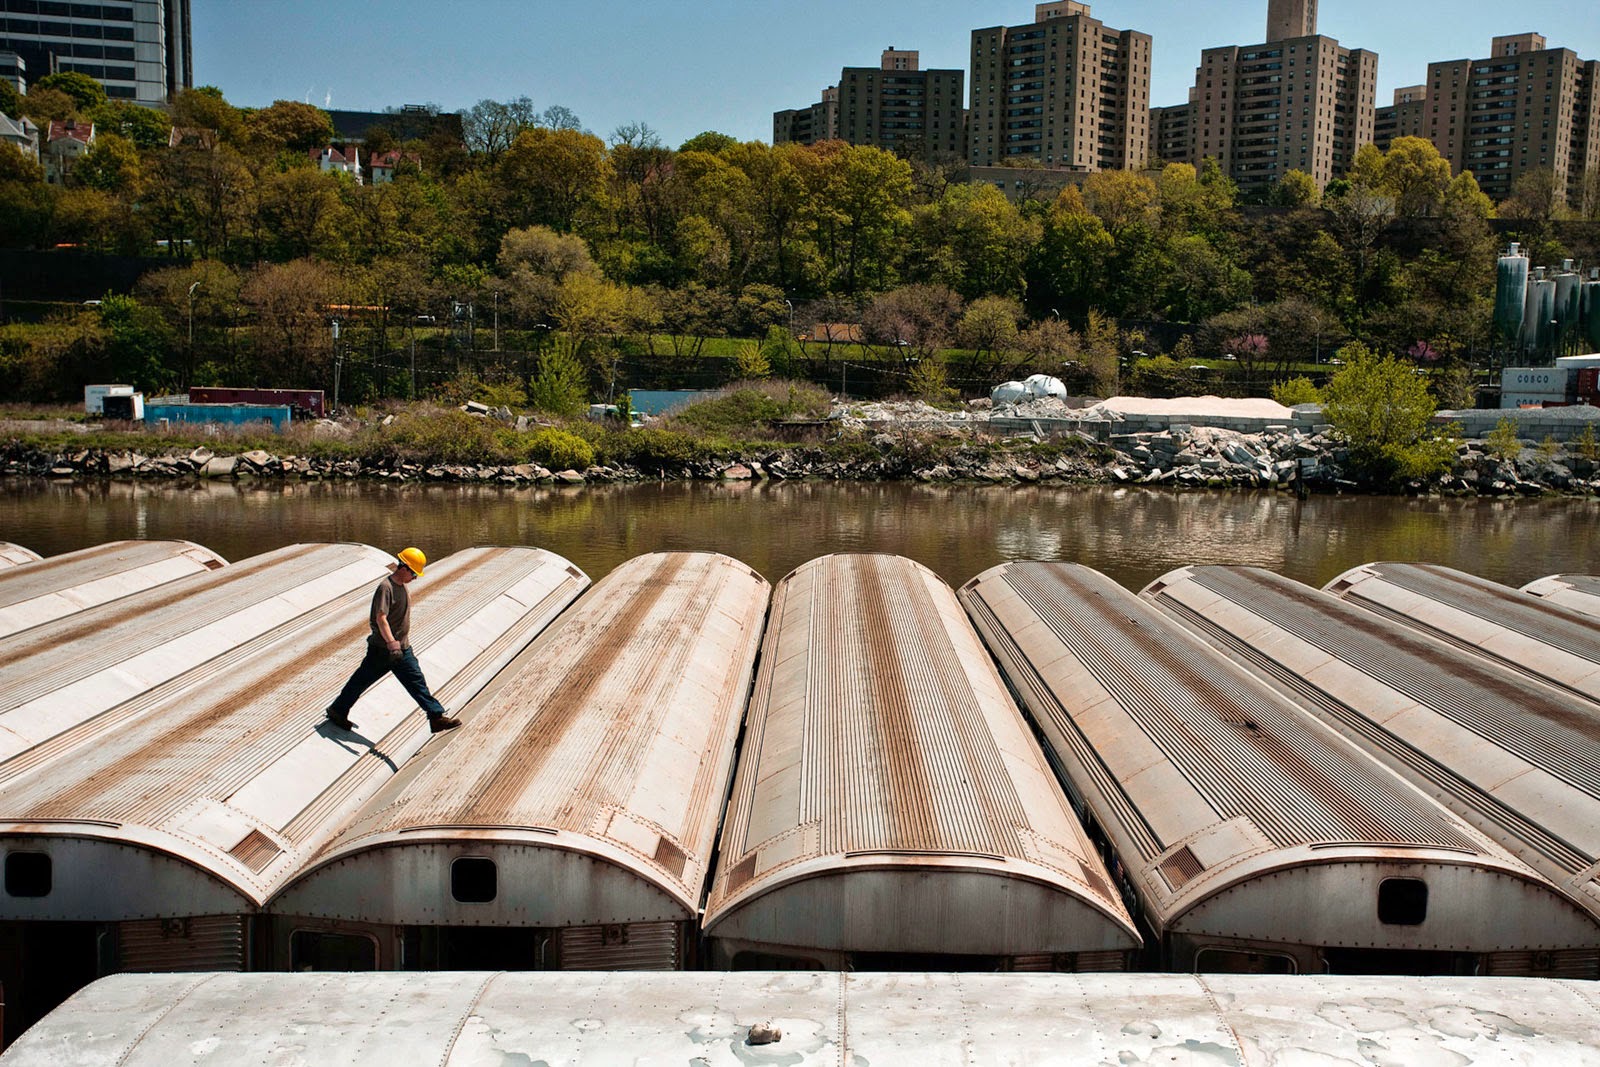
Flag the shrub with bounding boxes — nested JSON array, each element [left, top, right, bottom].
[[1574, 423, 1599, 461], [1321, 342, 1451, 485], [732, 342, 771, 380], [1271, 376, 1321, 407], [906, 358, 956, 405], [476, 380, 528, 409], [668, 379, 831, 435], [1483, 418, 1523, 460], [598, 427, 723, 469], [527, 347, 588, 417], [523, 427, 593, 471], [383, 408, 510, 465]]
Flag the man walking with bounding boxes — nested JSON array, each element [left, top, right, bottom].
[[325, 547, 461, 734]]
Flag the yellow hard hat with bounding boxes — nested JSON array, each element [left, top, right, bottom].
[[396, 547, 426, 576]]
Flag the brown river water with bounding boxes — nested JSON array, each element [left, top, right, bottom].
[[4, 479, 1596, 593]]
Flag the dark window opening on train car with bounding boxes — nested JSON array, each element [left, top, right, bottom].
[[1378, 878, 1428, 925], [1194, 948, 1297, 974], [0, 921, 102, 1047], [5, 852, 51, 897], [850, 952, 1009, 971], [290, 930, 378, 972], [421, 926, 544, 970], [451, 857, 497, 903], [1322, 947, 1477, 976], [731, 950, 826, 970]]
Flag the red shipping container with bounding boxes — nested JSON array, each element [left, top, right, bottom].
[[189, 387, 325, 418], [1578, 368, 1600, 402]]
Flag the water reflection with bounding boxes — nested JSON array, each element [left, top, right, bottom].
[[4, 478, 1595, 593]]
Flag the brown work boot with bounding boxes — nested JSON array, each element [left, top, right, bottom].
[[430, 715, 462, 734], [325, 708, 356, 731]]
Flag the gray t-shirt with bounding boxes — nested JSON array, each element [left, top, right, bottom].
[[368, 575, 410, 649]]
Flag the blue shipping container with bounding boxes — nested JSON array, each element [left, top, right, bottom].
[[144, 403, 293, 432]]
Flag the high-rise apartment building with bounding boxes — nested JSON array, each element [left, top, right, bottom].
[[1373, 85, 1427, 151], [0, 0, 190, 106], [968, 2, 1152, 170], [1152, 0, 1376, 193], [774, 49, 965, 160], [773, 87, 838, 147], [1419, 33, 1599, 204]]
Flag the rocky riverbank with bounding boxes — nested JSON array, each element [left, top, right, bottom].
[[5, 421, 1598, 496]]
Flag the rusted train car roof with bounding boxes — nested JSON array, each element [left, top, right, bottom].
[[273, 552, 768, 926], [9, 971, 1600, 1066], [0, 539, 226, 638], [961, 562, 1598, 951], [0, 543, 41, 568], [0, 547, 588, 918], [1326, 562, 1600, 704], [1143, 565, 1600, 923], [704, 554, 1139, 956], [1521, 573, 1600, 622], [0, 542, 396, 778]]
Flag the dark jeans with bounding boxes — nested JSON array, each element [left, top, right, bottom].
[[327, 644, 448, 721]]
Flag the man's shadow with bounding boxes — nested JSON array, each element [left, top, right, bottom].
[[315, 720, 399, 772]]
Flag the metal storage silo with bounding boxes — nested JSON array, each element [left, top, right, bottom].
[[1522, 269, 1556, 353], [1493, 245, 1528, 344], [1554, 267, 1581, 351], [1584, 270, 1600, 350]]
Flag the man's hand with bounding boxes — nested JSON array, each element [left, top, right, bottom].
[[387, 640, 403, 664]]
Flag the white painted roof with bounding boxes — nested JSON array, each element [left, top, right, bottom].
[[5, 971, 1600, 1065]]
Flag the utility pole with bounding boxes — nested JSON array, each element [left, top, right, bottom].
[[331, 318, 342, 413], [492, 289, 500, 353], [186, 281, 202, 389]]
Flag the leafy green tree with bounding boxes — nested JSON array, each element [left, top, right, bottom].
[[97, 294, 178, 391], [908, 182, 1038, 299], [0, 142, 44, 184], [527, 345, 589, 416], [19, 87, 78, 123], [0, 78, 22, 120], [1272, 376, 1320, 406], [92, 100, 171, 150], [244, 100, 335, 155], [72, 132, 142, 194], [1379, 137, 1452, 217], [1271, 170, 1319, 207], [34, 71, 106, 113], [678, 131, 737, 156], [1026, 186, 1114, 324], [1321, 341, 1452, 483], [169, 86, 244, 143], [1082, 169, 1157, 234], [820, 145, 912, 292], [499, 126, 609, 232]]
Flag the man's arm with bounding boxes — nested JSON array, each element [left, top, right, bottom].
[[372, 582, 402, 656]]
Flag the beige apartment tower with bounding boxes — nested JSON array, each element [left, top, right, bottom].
[[968, 2, 1152, 170], [1373, 85, 1427, 150], [774, 49, 966, 160], [1420, 33, 1599, 205], [1151, 0, 1376, 193]]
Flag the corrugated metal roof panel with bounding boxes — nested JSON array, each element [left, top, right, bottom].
[[0, 547, 588, 917], [1522, 574, 1600, 621], [272, 552, 766, 926], [705, 554, 1138, 957], [1144, 565, 1600, 923], [1327, 562, 1600, 703], [8, 971, 1600, 1065], [0, 540, 226, 638], [0, 543, 396, 780], [959, 562, 1594, 951]]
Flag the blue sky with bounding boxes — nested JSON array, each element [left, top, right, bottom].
[[194, 0, 1600, 146]]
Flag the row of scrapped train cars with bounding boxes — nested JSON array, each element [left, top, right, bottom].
[[1, 543, 1599, 1043]]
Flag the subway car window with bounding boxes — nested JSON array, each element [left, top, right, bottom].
[[1194, 948, 1297, 974], [1378, 878, 1429, 925], [5, 852, 51, 897], [289, 930, 378, 971], [451, 857, 497, 903]]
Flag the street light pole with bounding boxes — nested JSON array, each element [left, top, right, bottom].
[[186, 280, 202, 389]]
